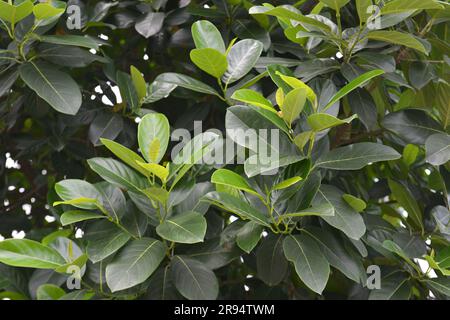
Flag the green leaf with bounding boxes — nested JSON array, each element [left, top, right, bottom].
[[273, 176, 303, 191], [231, 89, 276, 113], [130, 66, 147, 102], [204, 192, 271, 227], [294, 131, 313, 150], [425, 133, 450, 166], [382, 110, 444, 145], [211, 169, 259, 196], [40, 35, 100, 50], [191, 20, 226, 53], [369, 274, 411, 300], [314, 185, 366, 240], [280, 203, 335, 219], [236, 221, 263, 254], [116, 71, 139, 112], [33, 2, 65, 21], [0, 0, 33, 25], [87, 158, 149, 193], [155, 72, 221, 97], [136, 162, 169, 182], [424, 277, 450, 296], [19, 62, 82, 115], [356, 0, 373, 23], [280, 88, 307, 126], [367, 31, 428, 54], [402, 144, 419, 166], [256, 235, 288, 286], [0, 239, 65, 269], [36, 284, 65, 300], [156, 212, 207, 244], [100, 138, 148, 176], [283, 234, 330, 294], [318, 0, 351, 11], [138, 113, 170, 164], [307, 113, 358, 132], [222, 39, 263, 85], [135, 12, 164, 38], [381, 0, 444, 14], [275, 71, 317, 104], [60, 210, 105, 226], [316, 142, 401, 170], [249, 5, 332, 31], [342, 194, 367, 212], [388, 179, 424, 232], [304, 227, 365, 284], [86, 220, 131, 263], [54, 179, 102, 210], [171, 256, 219, 300], [106, 238, 166, 292], [190, 48, 227, 78], [323, 70, 385, 111]]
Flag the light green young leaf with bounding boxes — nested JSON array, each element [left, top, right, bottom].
[[280, 88, 307, 126], [130, 65, 147, 102], [273, 176, 303, 191], [318, 0, 351, 11], [381, 0, 443, 15], [33, 2, 66, 21], [211, 169, 259, 196], [342, 194, 367, 212], [138, 113, 170, 164], [36, 284, 65, 300], [190, 48, 227, 78], [100, 138, 148, 176], [307, 113, 358, 132], [0, 0, 33, 25], [367, 31, 428, 54], [231, 89, 276, 113], [402, 144, 419, 166]]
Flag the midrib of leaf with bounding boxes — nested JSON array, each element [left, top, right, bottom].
[[428, 144, 450, 159], [225, 43, 258, 85], [166, 219, 201, 241], [30, 61, 71, 110], [387, 278, 408, 299], [3, 251, 63, 267], [126, 240, 158, 272], [289, 235, 319, 290], [268, 236, 283, 283], [176, 256, 206, 299], [318, 189, 355, 235]]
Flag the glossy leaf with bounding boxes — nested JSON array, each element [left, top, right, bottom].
[[156, 212, 207, 244], [283, 234, 330, 294], [106, 238, 166, 292], [316, 142, 401, 170]]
